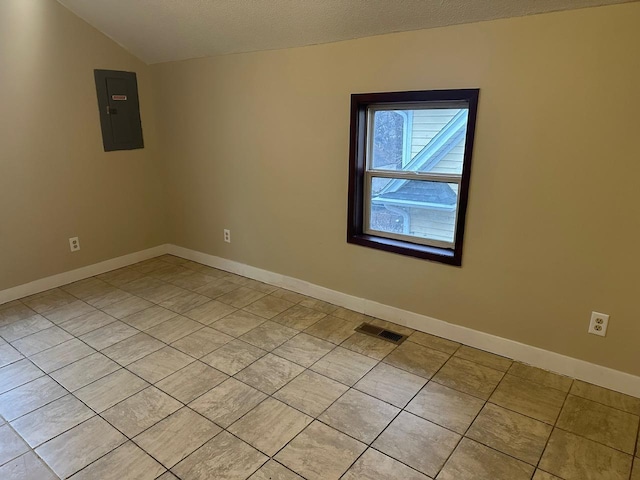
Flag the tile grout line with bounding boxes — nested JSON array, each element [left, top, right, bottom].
[[246, 334, 462, 478], [217, 301, 633, 477], [22, 262, 322, 477], [3, 302, 634, 473], [0, 333, 575, 480], [456, 364, 552, 475], [2, 254, 639, 480], [1, 316, 636, 476], [138, 289, 404, 475], [45, 260, 640, 476], [402, 342, 470, 478], [333, 374, 446, 479], [533, 379, 575, 479], [0, 421, 60, 478], [31, 326, 216, 478], [0, 348, 108, 479], [1, 291, 212, 477]]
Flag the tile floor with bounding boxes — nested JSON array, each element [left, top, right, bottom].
[[0, 254, 639, 480]]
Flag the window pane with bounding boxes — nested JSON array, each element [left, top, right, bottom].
[[370, 107, 468, 175], [369, 178, 458, 244], [371, 110, 405, 169]]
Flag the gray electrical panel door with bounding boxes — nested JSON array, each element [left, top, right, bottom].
[[94, 70, 144, 151]]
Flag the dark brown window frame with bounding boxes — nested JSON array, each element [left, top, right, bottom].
[[347, 89, 479, 266]]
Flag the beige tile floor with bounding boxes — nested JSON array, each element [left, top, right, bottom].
[[0, 254, 639, 480]]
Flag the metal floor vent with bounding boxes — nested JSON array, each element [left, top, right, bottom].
[[355, 322, 408, 345]]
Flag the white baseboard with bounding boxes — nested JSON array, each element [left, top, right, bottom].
[[2, 243, 638, 398], [0, 244, 170, 305], [168, 245, 640, 398]]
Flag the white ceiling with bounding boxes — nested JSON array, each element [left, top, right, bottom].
[[58, 0, 636, 64]]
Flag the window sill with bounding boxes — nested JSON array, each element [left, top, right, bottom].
[[347, 233, 461, 266]]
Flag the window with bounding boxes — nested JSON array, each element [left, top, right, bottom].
[[347, 89, 479, 265]]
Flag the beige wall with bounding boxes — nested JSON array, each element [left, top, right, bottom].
[[0, 0, 167, 291], [153, 3, 640, 376]]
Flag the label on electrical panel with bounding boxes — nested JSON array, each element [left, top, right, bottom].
[[111, 95, 127, 101]]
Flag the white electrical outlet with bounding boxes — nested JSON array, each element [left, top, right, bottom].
[[223, 229, 231, 243], [69, 237, 81, 252], [588, 311, 609, 337]]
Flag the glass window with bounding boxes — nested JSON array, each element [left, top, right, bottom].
[[347, 90, 479, 265]]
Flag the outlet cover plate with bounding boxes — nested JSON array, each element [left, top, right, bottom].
[[588, 311, 609, 337], [69, 237, 81, 252]]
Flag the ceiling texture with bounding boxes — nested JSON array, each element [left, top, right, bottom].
[[57, 0, 636, 64]]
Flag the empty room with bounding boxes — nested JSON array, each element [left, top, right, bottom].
[[1, 0, 639, 479]]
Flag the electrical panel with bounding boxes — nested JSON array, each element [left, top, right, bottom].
[[94, 69, 144, 151]]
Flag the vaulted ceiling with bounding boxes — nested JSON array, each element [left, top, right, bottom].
[[57, 0, 636, 64]]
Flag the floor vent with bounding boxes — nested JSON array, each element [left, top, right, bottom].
[[355, 322, 408, 345]]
